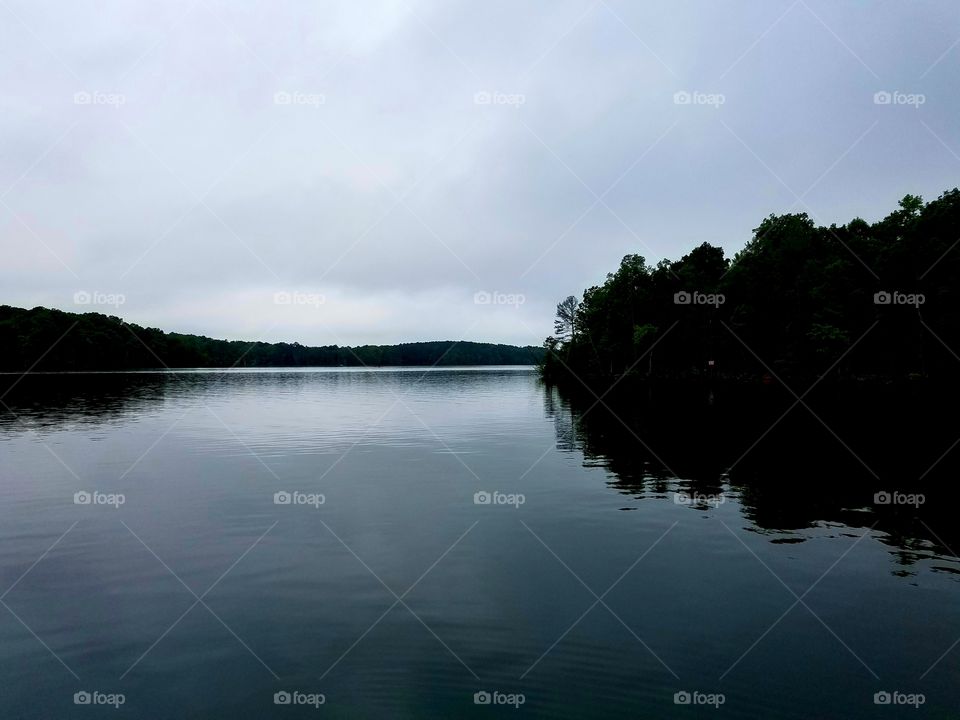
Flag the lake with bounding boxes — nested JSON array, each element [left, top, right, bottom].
[[0, 367, 957, 718]]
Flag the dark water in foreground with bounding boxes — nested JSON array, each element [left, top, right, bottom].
[[0, 367, 958, 718]]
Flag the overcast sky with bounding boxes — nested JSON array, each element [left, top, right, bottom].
[[1, 0, 958, 346]]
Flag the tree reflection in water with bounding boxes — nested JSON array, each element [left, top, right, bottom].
[[542, 377, 960, 575]]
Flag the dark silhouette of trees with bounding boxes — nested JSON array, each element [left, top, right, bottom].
[[0, 306, 544, 371], [542, 189, 960, 385], [554, 295, 579, 341]]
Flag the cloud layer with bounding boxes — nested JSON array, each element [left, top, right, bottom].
[[2, 0, 958, 345]]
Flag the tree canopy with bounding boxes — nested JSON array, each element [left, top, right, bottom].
[[542, 189, 960, 384], [0, 306, 544, 371]]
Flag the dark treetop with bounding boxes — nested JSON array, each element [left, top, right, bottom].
[[542, 189, 960, 385], [0, 305, 544, 371]]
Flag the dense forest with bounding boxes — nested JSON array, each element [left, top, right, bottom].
[[542, 189, 960, 385], [0, 305, 543, 371]]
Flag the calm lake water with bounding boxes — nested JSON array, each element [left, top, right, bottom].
[[0, 367, 958, 718]]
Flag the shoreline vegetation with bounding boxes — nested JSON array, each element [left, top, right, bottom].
[[0, 305, 543, 371], [540, 190, 960, 389]]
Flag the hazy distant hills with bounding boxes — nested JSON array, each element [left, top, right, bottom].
[[0, 305, 544, 371]]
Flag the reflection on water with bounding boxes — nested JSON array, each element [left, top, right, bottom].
[[0, 368, 958, 718], [544, 378, 960, 574]]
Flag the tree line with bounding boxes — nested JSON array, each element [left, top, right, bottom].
[[0, 305, 543, 371], [542, 189, 960, 385]]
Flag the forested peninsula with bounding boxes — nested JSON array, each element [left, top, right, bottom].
[[0, 305, 543, 371], [542, 190, 960, 385]]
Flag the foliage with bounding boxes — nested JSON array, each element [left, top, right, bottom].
[[0, 306, 544, 371], [553, 296, 579, 341], [543, 190, 960, 383]]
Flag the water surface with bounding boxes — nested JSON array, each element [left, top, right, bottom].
[[0, 367, 957, 718]]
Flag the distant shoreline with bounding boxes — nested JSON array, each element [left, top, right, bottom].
[[0, 365, 539, 375], [0, 305, 545, 372]]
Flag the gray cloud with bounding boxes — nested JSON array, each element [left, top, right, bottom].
[[1, 0, 958, 345]]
